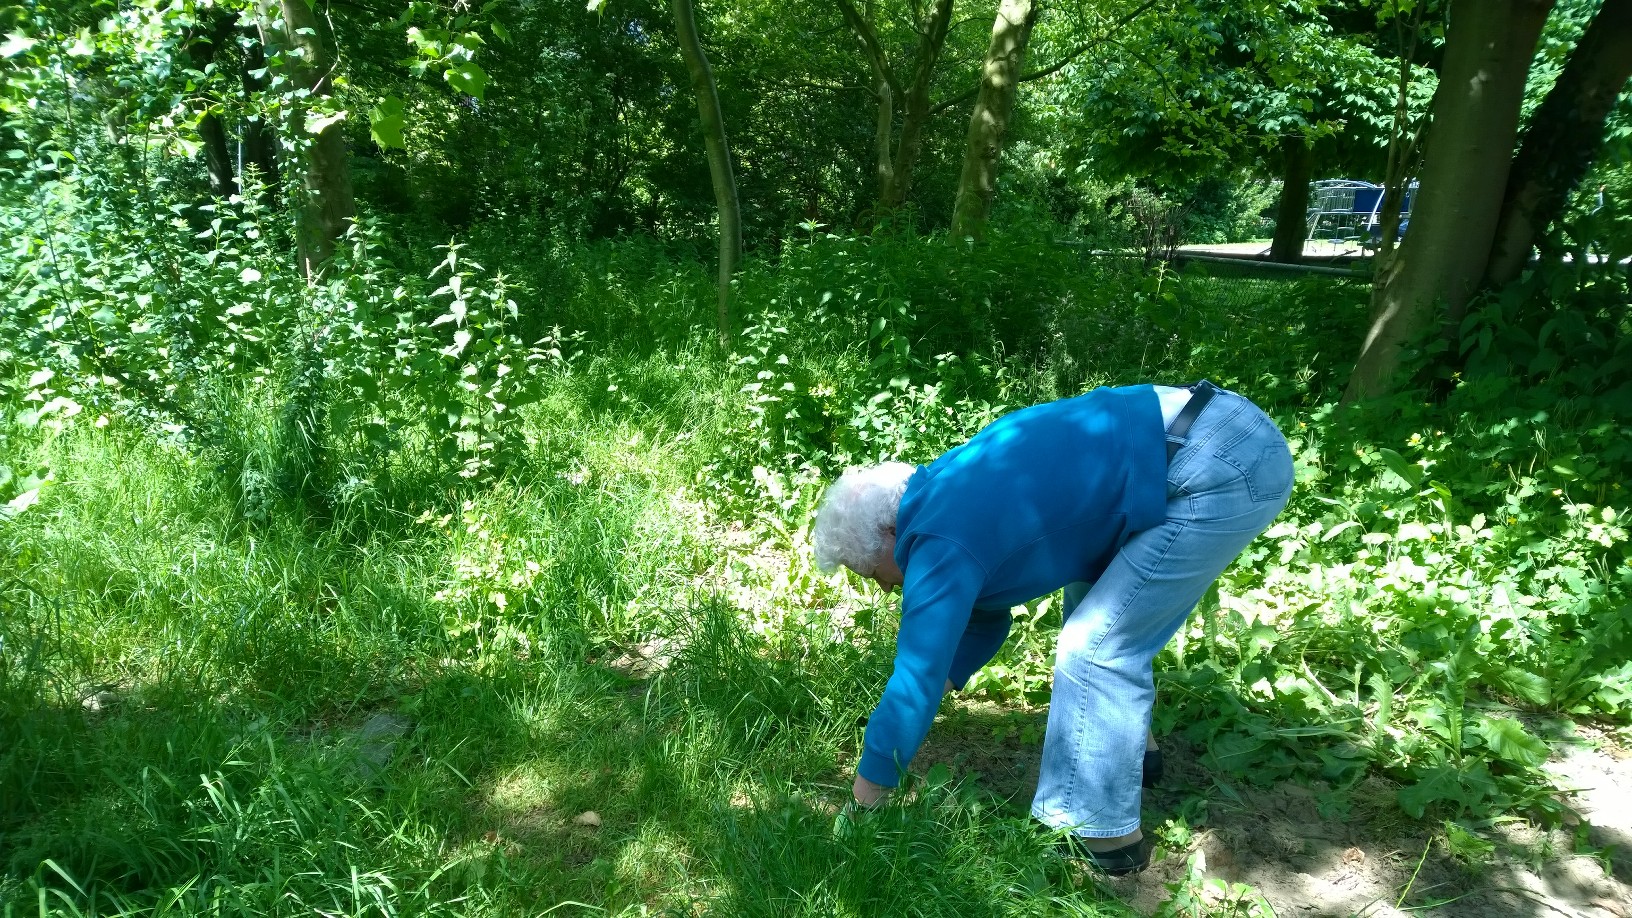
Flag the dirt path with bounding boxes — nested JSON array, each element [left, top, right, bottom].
[[922, 703, 1632, 917]]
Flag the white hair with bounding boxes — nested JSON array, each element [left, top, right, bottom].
[[812, 462, 915, 573]]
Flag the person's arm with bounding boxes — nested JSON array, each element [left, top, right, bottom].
[[855, 538, 986, 792], [946, 606, 1013, 690]]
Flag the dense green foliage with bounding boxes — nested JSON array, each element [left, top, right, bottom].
[[3, 0, 1632, 914], [5, 207, 1632, 913]]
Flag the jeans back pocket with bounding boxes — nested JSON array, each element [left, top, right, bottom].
[[1214, 414, 1294, 503]]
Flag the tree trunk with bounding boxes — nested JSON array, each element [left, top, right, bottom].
[[264, 0, 355, 280], [1485, 0, 1632, 288], [1268, 136, 1313, 263], [949, 0, 1040, 241], [186, 13, 237, 198], [836, 0, 956, 221], [1373, 170, 1413, 269], [1344, 0, 1553, 403], [1374, 4, 1430, 271], [199, 114, 236, 198], [671, 0, 742, 348], [880, 0, 955, 213], [872, 68, 896, 206], [241, 40, 280, 197]]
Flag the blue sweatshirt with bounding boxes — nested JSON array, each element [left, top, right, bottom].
[[857, 385, 1169, 787]]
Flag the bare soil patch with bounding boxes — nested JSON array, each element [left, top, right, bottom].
[[921, 701, 1632, 917]]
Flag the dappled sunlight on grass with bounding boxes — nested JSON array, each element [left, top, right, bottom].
[[5, 228, 1630, 916]]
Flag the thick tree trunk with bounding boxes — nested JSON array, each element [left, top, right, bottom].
[[1269, 137, 1313, 263], [1485, 0, 1632, 288], [671, 0, 742, 348], [1344, 0, 1553, 403], [880, 0, 955, 213], [949, 0, 1040, 241], [264, 0, 355, 279], [199, 114, 236, 198]]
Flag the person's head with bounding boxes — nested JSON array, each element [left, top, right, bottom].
[[812, 462, 914, 590]]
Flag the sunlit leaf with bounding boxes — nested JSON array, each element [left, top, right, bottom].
[[0, 33, 37, 58], [1396, 522, 1431, 541], [1474, 716, 1548, 768], [370, 95, 407, 149], [446, 61, 487, 98], [1, 487, 41, 519], [1321, 520, 1360, 541]]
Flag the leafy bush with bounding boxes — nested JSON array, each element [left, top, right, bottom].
[[701, 235, 1632, 825], [5, 215, 1632, 917]]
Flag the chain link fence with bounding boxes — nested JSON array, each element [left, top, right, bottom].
[[1169, 252, 1372, 314]]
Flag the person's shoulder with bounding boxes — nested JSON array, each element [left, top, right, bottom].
[[900, 531, 989, 577]]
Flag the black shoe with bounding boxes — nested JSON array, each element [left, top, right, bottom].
[[1060, 835, 1153, 876], [1142, 749, 1163, 788]]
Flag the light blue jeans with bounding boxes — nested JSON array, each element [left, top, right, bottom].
[[1030, 386, 1293, 838]]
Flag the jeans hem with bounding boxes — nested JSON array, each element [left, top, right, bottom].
[[1030, 808, 1142, 839]]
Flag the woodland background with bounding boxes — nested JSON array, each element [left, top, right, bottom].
[[2, 0, 1631, 914]]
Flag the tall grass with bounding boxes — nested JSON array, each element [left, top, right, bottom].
[[0, 313, 1124, 916], [4, 222, 1629, 916]]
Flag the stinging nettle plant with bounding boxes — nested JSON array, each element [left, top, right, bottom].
[[416, 242, 559, 480]]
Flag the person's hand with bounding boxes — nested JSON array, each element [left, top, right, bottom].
[[835, 774, 891, 838], [852, 773, 891, 808]]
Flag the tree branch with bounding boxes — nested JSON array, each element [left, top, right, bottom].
[[928, 0, 1164, 116], [1027, 0, 1164, 81], [771, 77, 872, 97], [836, 0, 905, 98]]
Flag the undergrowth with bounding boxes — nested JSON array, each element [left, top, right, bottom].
[[3, 212, 1630, 915]]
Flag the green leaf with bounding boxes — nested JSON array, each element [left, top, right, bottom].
[[490, 20, 510, 41], [1397, 765, 1470, 818], [446, 61, 487, 98], [924, 762, 952, 788], [2, 486, 41, 520], [1377, 447, 1423, 488], [0, 33, 37, 58], [369, 96, 406, 149], [1396, 522, 1431, 541], [1205, 729, 1266, 774], [1369, 673, 1393, 732], [1497, 668, 1551, 706], [1473, 716, 1548, 768], [1321, 519, 1360, 542]]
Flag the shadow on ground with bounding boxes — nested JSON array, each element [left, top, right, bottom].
[[916, 697, 1632, 918]]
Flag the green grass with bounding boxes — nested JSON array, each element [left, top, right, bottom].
[[0, 341, 1131, 916], [4, 226, 1630, 916]]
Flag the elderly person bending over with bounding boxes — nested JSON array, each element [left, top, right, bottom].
[[813, 381, 1292, 874]]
